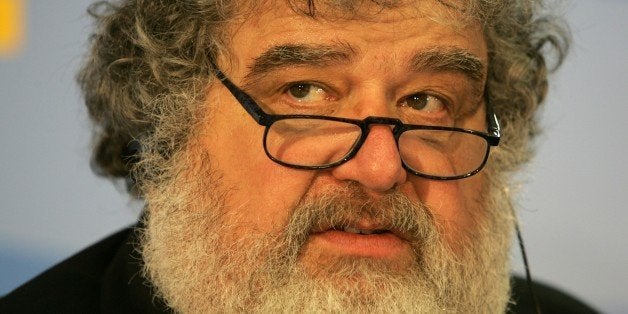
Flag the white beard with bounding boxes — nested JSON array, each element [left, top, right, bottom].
[[139, 160, 514, 313]]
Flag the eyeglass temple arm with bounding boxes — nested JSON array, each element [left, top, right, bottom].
[[210, 61, 269, 125], [486, 100, 501, 146]]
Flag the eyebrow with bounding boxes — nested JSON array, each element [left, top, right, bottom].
[[243, 43, 353, 85], [409, 47, 486, 82], [242, 44, 486, 92]]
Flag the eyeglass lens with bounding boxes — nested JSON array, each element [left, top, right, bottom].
[[265, 117, 488, 178]]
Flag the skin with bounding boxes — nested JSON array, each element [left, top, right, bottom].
[[196, 2, 490, 273]]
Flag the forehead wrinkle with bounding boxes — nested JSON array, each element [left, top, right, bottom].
[[242, 42, 355, 87]]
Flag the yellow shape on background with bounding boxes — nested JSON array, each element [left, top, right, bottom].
[[0, 0, 25, 58]]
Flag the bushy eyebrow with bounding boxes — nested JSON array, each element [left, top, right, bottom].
[[243, 43, 353, 86], [242, 43, 486, 94], [410, 47, 485, 82], [409, 46, 486, 98]]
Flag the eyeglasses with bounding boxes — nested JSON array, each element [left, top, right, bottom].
[[211, 63, 500, 180]]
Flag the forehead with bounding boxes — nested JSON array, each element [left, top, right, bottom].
[[223, 0, 486, 72]]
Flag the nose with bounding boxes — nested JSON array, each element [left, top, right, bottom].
[[330, 124, 407, 193]]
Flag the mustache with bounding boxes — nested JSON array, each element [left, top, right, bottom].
[[275, 185, 440, 263]]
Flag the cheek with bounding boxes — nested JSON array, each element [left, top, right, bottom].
[[222, 162, 318, 237], [198, 99, 317, 234], [409, 174, 485, 245]]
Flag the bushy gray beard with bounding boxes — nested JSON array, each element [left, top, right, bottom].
[[140, 161, 513, 313]]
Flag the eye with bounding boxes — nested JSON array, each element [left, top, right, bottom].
[[286, 83, 327, 103], [399, 93, 447, 113]]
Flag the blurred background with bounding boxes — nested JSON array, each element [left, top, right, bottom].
[[1, 1, 626, 312]]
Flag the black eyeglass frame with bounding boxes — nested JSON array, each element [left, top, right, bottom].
[[211, 62, 501, 180]]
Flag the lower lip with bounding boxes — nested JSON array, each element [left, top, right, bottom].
[[310, 230, 410, 258]]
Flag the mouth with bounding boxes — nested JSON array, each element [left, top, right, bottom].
[[339, 226, 389, 235], [308, 222, 412, 259], [312, 221, 413, 241]]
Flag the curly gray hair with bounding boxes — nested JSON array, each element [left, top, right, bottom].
[[78, 0, 569, 196]]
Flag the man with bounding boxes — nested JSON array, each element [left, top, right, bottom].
[[0, 0, 597, 313]]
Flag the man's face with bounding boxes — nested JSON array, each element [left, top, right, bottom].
[[142, 1, 512, 312], [207, 2, 488, 267]]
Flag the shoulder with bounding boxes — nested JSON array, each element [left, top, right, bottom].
[[509, 276, 599, 313], [0, 228, 133, 313]]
